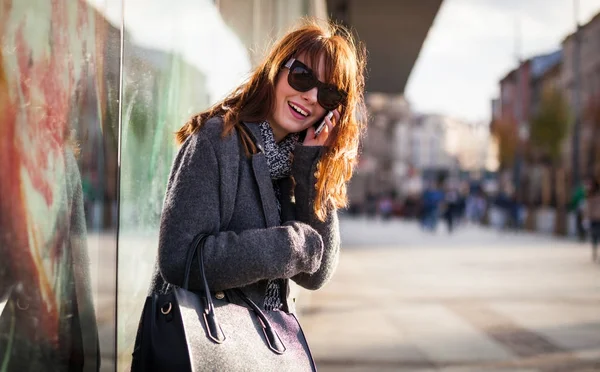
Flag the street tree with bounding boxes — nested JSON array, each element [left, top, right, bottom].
[[492, 116, 518, 171], [529, 87, 569, 165], [529, 86, 570, 234]]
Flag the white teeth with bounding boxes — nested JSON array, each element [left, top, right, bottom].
[[289, 102, 308, 117]]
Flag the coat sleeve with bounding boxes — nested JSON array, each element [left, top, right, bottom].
[[289, 145, 341, 290], [158, 132, 325, 291]]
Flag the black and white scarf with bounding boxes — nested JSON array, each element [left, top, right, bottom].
[[258, 121, 299, 311], [258, 121, 299, 180]]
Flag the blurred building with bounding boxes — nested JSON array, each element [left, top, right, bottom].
[[530, 50, 563, 116], [410, 115, 492, 176], [410, 114, 458, 172], [327, 1, 444, 211], [496, 58, 531, 137], [348, 97, 495, 209], [491, 9, 600, 204], [492, 50, 564, 199], [495, 50, 561, 143], [347, 94, 411, 209], [489, 98, 502, 172], [562, 11, 600, 179], [450, 121, 495, 172]]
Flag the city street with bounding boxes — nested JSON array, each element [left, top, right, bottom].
[[299, 217, 600, 372]]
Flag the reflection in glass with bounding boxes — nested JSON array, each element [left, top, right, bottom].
[[0, 0, 121, 370], [117, 0, 251, 369]]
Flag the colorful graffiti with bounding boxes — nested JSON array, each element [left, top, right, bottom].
[[0, 0, 116, 369]]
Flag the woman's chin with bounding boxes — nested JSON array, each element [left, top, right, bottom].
[[283, 121, 309, 134]]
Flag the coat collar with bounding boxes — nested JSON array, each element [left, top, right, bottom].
[[241, 121, 279, 227], [240, 121, 265, 154]]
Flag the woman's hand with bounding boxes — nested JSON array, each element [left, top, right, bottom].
[[303, 109, 340, 147]]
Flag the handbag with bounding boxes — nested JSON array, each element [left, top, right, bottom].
[[131, 233, 317, 372]]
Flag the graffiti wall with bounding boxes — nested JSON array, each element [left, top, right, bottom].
[[0, 0, 120, 370]]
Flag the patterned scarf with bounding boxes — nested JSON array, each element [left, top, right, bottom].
[[258, 121, 299, 180], [258, 121, 299, 311]]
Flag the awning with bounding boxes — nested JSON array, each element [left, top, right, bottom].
[[327, 0, 443, 94]]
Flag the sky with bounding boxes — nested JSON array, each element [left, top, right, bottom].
[[404, 0, 600, 124]]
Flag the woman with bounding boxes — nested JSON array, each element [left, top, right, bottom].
[[137, 19, 366, 370], [584, 177, 600, 262]]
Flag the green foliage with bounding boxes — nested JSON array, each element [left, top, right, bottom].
[[529, 87, 570, 164]]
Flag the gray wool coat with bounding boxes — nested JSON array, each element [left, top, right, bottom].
[[148, 116, 341, 312]]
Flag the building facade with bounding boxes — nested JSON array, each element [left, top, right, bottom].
[[562, 12, 600, 180], [493, 49, 564, 201], [347, 94, 411, 210], [348, 95, 495, 210], [530, 51, 563, 119]]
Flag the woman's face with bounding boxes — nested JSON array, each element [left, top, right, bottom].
[[268, 54, 329, 142]]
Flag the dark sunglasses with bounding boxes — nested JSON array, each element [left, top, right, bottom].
[[283, 58, 347, 111]]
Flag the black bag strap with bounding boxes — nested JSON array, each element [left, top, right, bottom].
[[232, 288, 286, 354], [181, 233, 225, 344], [183, 233, 207, 291], [182, 232, 285, 354]]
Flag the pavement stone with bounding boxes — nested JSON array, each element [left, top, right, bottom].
[[299, 217, 600, 372]]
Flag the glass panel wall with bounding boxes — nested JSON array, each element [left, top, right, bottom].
[[0, 0, 121, 371], [116, 0, 251, 369]]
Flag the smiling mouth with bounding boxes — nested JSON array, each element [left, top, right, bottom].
[[288, 102, 309, 117]]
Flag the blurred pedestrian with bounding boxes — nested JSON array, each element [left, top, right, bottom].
[[443, 187, 459, 233], [583, 177, 600, 262], [466, 187, 487, 224], [131, 19, 367, 370], [378, 195, 393, 221], [570, 181, 587, 241], [508, 194, 523, 231], [421, 182, 443, 231]]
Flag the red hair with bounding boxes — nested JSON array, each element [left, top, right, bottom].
[[176, 18, 367, 221]]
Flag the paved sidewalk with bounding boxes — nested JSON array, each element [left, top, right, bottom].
[[298, 217, 600, 372]]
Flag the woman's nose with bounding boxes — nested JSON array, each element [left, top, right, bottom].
[[301, 87, 319, 105]]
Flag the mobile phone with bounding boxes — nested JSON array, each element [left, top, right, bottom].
[[313, 111, 333, 138]]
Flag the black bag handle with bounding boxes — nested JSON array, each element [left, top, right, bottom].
[[183, 233, 285, 354], [181, 233, 225, 344], [232, 288, 286, 354], [182, 233, 207, 291]]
